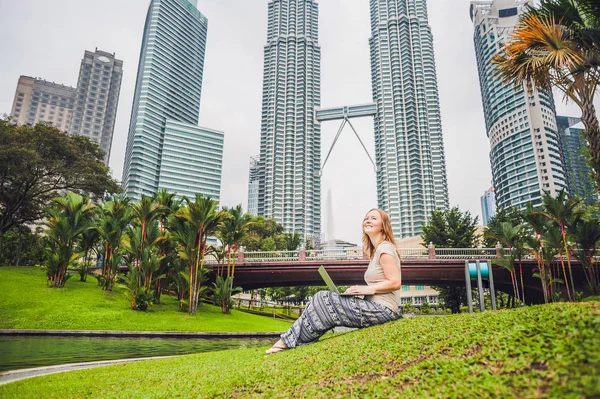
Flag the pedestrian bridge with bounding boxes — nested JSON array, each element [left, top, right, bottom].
[[203, 248, 590, 304]]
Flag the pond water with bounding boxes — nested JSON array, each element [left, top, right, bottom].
[[0, 336, 273, 373]]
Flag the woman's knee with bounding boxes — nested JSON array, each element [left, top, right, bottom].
[[312, 290, 329, 301], [308, 290, 329, 307]]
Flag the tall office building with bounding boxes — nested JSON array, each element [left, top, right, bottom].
[[70, 49, 123, 165], [556, 116, 596, 204], [247, 156, 260, 216], [480, 186, 496, 226], [369, 0, 449, 238], [10, 75, 76, 132], [122, 0, 224, 202], [471, 0, 568, 210], [257, 0, 321, 238]]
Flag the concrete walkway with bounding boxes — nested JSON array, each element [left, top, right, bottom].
[[0, 356, 173, 386]]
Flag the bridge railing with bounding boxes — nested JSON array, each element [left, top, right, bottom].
[[243, 250, 299, 262], [398, 248, 429, 259], [435, 248, 497, 259], [306, 249, 364, 261]]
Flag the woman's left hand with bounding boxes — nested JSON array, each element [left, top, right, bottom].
[[344, 285, 372, 295]]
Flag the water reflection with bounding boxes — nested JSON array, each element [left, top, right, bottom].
[[0, 336, 273, 372]]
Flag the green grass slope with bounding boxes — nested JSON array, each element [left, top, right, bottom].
[[1, 302, 598, 398], [0, 266, 291, 332]]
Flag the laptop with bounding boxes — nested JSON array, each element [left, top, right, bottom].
[[318, 266, 372, 296]]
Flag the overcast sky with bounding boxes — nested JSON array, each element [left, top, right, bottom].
[[0, 0, 593, 245]]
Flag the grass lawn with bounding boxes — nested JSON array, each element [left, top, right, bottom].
[[0, 266, 292, 332], [1, 302, 598, 398]]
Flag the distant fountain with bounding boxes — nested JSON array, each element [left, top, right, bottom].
[[323, 189, 341, 251]]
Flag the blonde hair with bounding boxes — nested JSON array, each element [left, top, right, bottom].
[[362, 208, 399, 259]]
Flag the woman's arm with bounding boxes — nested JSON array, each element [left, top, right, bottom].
[[344, 252, 401, 295]]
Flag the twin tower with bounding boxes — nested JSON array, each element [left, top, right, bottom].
[[123, 0, 449, 241], [258, 0, 448, 240]]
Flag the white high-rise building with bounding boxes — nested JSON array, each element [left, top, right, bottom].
[[471, 0, 568, 209], [70, 49, 123, 165], [369, 0, 449, 238], [247, 156, 260, 216], [257, 0, 321, 239]]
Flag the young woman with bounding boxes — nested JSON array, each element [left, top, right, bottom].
[[266, 208, 402, 354]]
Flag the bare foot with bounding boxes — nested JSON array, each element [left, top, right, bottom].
[[265, 339, 289, 354]]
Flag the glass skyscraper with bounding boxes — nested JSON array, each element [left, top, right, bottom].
[[369, 0, 449, 238], [257, 0, 321, 239], [480, 186, 496, 226], [122, 0, 223, 202], [471, 0, 568, 210], [556, 116, 596, 205]]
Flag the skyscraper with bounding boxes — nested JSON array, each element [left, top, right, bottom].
[[480, 187, 496, 226], [556, 116, 596, 204], [257, 0, 321, 239], [247, 156, 260, 216], [369, 0, 449, 238], [70, 49, 123, 165], [122, 0, 223, 202], [10, 75, 75, 132], [471, 0, 568, 210]]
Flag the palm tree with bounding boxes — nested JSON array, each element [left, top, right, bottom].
[[153, 189, 180, 232], [542, 227, 565, 300], [44, 193, 96, 287], [130, 195, 164, 247], [218, 205, 251, 287], [537, 190, 582, 300], [205, 245, 227, 276], [569, 215, 600, 294], [77, 221, 100, 282], [152, 189, 181, 301], [96, 195, 132, 291], [123, 221, 166, 294], [212, 275, 242, 314], [493, 0, 600, 187], [174, 194, 224, 314], [491, 221, 525, 302], [522, 203, 553, 302]]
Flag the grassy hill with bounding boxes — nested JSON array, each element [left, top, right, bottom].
[[1, 301, 598, 398], [0, 266, 291, 332]]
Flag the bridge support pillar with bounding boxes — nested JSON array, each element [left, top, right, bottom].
[[237, 248, 244, 263], [464, 260, 474, 313], [299, 247, 306, 261], [428, 242, 436, 259]]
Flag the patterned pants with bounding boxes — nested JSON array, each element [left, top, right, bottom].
[[280, 290, 400, 348]]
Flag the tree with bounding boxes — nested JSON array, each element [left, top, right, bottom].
[[489, 221, 526, 302], [422, 207, 480, 313], [0, 120, 120, 237], [174, 194, 224, 314], [279, 232, 302, 251], [44, 193, 95, 287], [568, 214, 600, 294], [493, 0, 600, 189], [421, 206, 480, 248], [77, 214, 100, 282], [0, 225, 45, 266], [97, 195, 132, 291], [538, 190, 582, 301], [483, 207, 523, 247], [239, 215, 284, 251]]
